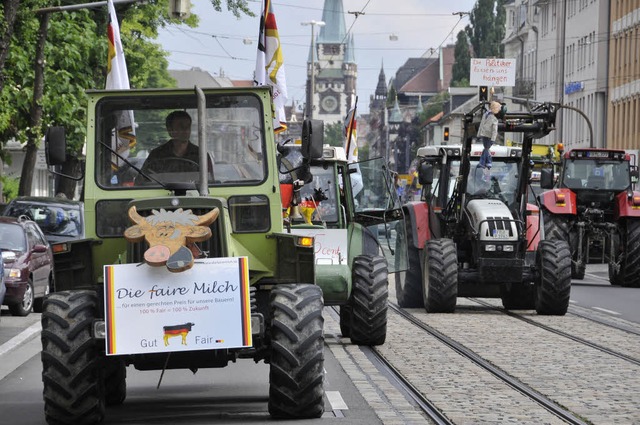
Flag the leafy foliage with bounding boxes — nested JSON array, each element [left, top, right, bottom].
[[451, 31, 471, 87], [324, 121, 344, 147], [0, 0, 252, 196], [465, 0, 506, 58]]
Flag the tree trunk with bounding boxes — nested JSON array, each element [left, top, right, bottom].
[[18, 12, 49, 196], [56, 158, 81, 200]]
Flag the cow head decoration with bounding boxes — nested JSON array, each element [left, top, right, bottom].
[[124, 206, 219, 272]]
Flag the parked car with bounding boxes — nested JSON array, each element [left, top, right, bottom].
[[3, 196, 84, 244], [0, 216, 55, 316]]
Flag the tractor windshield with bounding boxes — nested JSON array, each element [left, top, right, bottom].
[[464, 159, 521, 206], [94, 93, 266, 189], [562, 159, 630, 191]]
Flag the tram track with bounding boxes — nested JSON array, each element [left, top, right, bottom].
[[387, 303, 589, 425], [469, 298, 640, 367]]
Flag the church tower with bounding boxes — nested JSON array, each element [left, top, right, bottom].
[[306, 0, 357, 123]]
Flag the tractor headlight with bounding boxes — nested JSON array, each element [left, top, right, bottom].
[[228, 195, 271, 233], [503, 245, 514, 252], [485, 244, 496, 251]]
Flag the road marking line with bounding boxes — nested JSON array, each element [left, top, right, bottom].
[[326, 390, 348, 410], [0, 321, 42, 357], [592, 307, 620, 316]]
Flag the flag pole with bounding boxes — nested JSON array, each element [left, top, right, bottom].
[[345, 96, 358, 160]]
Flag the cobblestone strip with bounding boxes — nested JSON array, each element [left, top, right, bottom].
[[324, 309, 435, 425], [410, 302, 640, 424], [466, 298, 640, 361], [375, 309, 568, 425]]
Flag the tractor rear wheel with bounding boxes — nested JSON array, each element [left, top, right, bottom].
[[350, 255, 389, 346], [395, 225, 424, 308], [543, 210, 584, 279], [41, 290, 105, 425], [609, 219, 640, 287], [535, 240, 572, 315], [422, 239, 458, 313], [268, 284, 324, 419]]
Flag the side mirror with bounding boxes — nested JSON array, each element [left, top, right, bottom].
[[32, 244, 49, 253], [418, 163, 434, 186], [631, 166, 639, 184], [301, 119, 324, 160], [540, 168, 554, 189], [45, 126, 67, 166]]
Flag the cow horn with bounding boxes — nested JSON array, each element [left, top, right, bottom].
[[128, 206, 146, 225], [195, 207, 220, 227]]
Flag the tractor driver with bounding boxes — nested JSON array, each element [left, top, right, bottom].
[[136, 111, 200, 183]]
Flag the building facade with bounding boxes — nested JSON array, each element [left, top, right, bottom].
[[607, 1, 640, 151]]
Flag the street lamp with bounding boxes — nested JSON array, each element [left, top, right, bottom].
[[301, 20, 325, 119]]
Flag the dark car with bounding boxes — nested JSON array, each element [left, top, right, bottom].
[[3, 196, 84, 244], [0, 216, 55, 316]]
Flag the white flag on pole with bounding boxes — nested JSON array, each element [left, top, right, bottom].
[[254, 0, 288, 133], [107, 0, 136, 169]]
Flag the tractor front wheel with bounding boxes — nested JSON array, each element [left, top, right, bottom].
[[350, 255, 389, 346], [535, 240, 572, 315], [41, 290, 105, 425], [422, 239, 458, 313], [268, 284, 324, 419]]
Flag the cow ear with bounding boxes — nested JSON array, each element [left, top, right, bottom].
[[185, 226, 212, 243], [124, 225, 145, 242], [167, 246, 194, 273]]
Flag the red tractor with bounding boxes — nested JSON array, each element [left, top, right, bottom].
[[396, 102, 572, 315], [538, 148, 640, 286]]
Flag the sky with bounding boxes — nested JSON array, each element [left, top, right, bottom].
[[157, 0, 477, 114]]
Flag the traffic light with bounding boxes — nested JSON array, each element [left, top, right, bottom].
[[443, 127, 450, 141], [479, 86, 488, 102]]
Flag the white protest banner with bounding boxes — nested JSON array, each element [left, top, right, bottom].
[[470, 58, 516, 87], [290, 228, 348, 265], [104, 257, 251, 356]]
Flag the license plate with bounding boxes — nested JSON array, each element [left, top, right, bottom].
[[492, 229, 510, 238]]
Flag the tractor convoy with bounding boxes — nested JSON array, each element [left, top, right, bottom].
[[38, 82, 632, 424]]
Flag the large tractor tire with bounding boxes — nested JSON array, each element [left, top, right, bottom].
[[500, 283, 535, 310], [41, 290, 105, 425], [350, 255, 389, 346], [422, 239, 458, 313], [395, 223, 424, 308], [535, 240, 572, 315], [609, 219, 640, 287], [542, 210, 584, 279], [268, 284, 325, 419]]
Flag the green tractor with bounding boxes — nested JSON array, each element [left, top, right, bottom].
[[281, 141, 407, 345], [40, 87, 331, 424]]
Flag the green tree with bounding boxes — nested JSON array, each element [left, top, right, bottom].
[[324, 121, 343, 147], [451, 30, 471, 87], [465, 0, 506, 58], [0, 0, 252, 198]]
